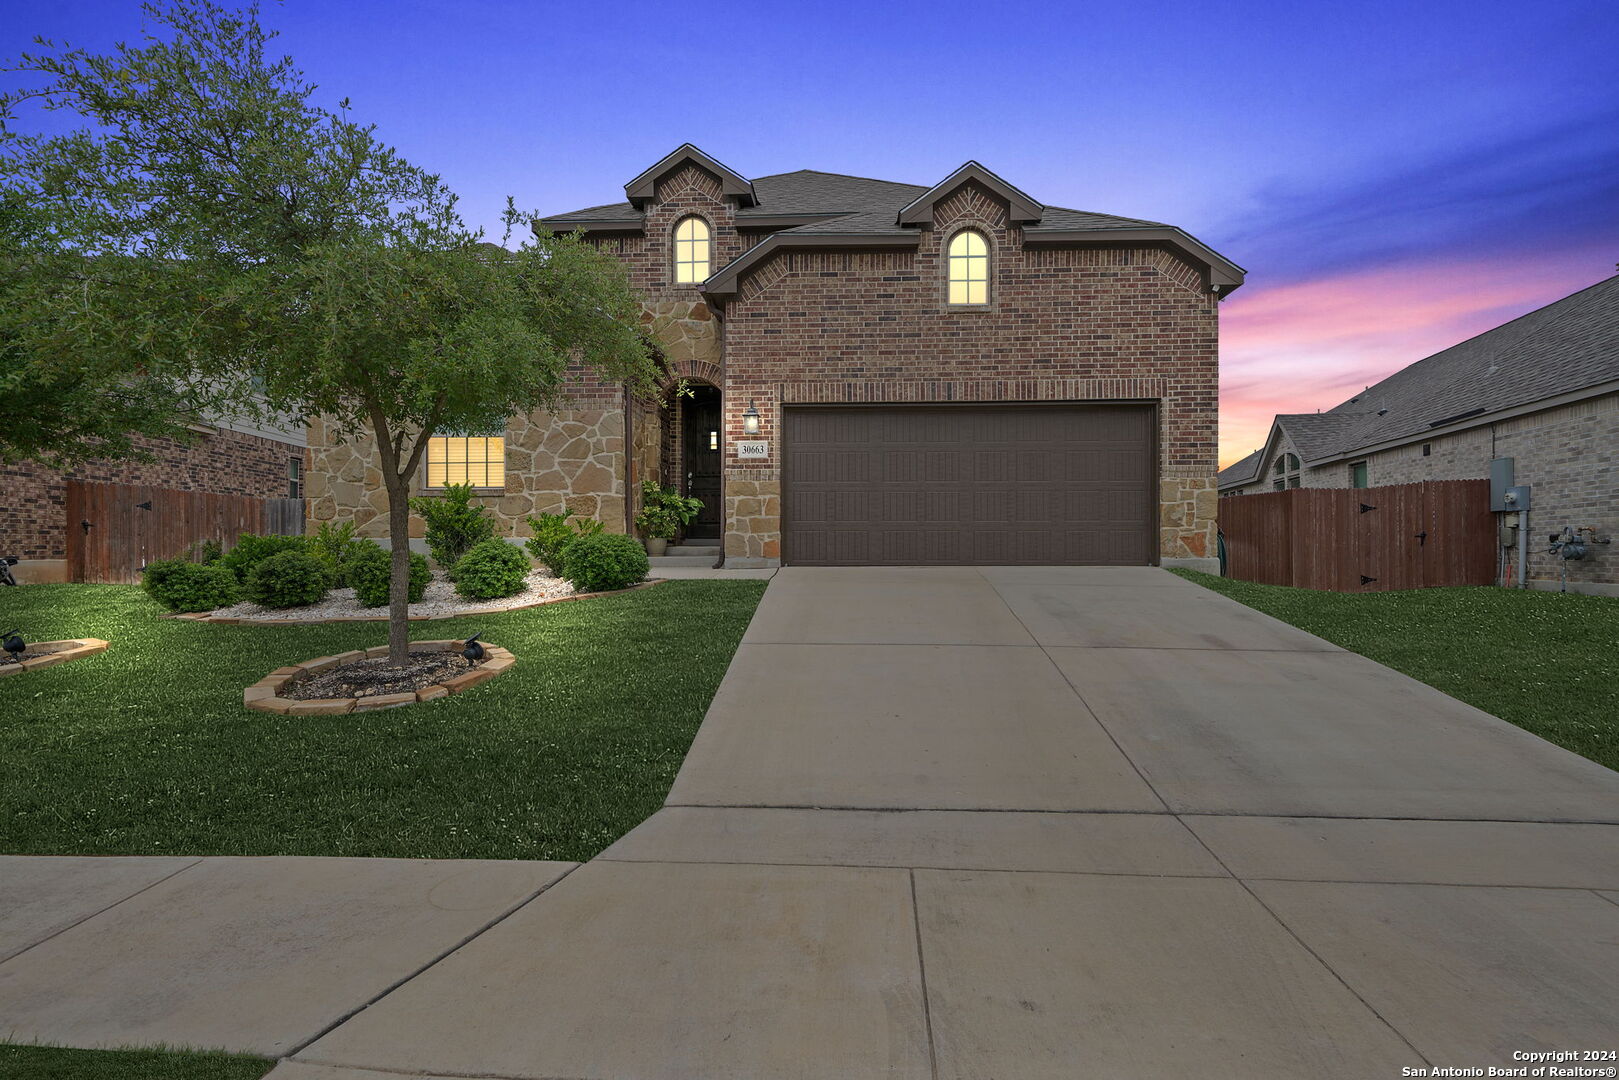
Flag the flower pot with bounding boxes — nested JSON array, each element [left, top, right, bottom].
[[646, 537, 668, 556]]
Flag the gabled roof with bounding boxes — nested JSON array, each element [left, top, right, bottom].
[[623, 144, 757, 209], [1222, 274, 1619, 489], [538, 150, 1246, 299], [1216, 448, 1264, 488], [896, 161, 1043, 225]]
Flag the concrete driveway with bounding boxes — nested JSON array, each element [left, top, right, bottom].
[[5, 566, 1618, 1078]]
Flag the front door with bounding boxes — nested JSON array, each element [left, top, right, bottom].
[[682, 387, 722, 540]]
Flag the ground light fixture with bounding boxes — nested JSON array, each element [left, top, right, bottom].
[[742, 401, 761, 435]]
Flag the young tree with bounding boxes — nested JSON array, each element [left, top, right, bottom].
[[2, 1, 658, 662]]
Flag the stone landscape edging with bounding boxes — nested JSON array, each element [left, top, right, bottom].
[[0, 638, 109, 677], [176, 578, 666, 625], [243, 640, 516, 715]]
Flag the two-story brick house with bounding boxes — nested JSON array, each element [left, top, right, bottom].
[[307, 144, 1244, 569]]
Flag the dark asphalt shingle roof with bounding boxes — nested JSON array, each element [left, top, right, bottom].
[[540, 168, 1162, 237], [1312, 274, 1619, 455], [1216, 448, 1264, 487]]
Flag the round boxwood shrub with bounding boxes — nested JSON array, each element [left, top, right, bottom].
[[349, 545, 432, 608], [453, 538, 531, 601], [142, 559, 240, 613], [244, 550, 329, 609], [560, 533, 649, 594]]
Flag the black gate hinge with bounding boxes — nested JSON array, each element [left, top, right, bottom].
[[1359, 503, 1377, 514], [1360, 574, 1378, 585]]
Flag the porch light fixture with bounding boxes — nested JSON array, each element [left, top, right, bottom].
[[742, 401, 761, 435]]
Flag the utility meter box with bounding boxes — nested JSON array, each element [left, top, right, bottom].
[[1489, 457, 1515, 511], [1502, 484, 1532, 512]]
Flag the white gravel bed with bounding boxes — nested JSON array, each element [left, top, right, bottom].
[[208, 569, 576, 622]]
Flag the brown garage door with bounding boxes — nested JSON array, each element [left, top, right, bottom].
[[782, 404, 1156, 566]]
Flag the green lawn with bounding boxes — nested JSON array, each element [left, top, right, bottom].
[[1173, 571, 1619, 772], [0, 1044, 270, 1080], [0, 580, 765, 860]]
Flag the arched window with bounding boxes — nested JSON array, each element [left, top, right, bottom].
[[1272, 452, 1301, 490], [674, 217, 711, 284], [947, 229, 989, 305]]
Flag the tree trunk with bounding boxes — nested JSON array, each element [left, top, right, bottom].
[[385, 473, 412, 667]]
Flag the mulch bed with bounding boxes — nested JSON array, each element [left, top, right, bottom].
[[284, 652, 476, 700]]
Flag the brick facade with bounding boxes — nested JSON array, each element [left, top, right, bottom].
[[714, 179, 1219, 562], [2, 426, 302, 576], [1229, 391, 1619, 590], [307, 156, 1228, 568]]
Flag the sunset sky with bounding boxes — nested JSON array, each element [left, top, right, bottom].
[[8, 0, 1617, 467]]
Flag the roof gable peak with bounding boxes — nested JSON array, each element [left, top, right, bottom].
[[624, 143, 757, 208], [897, 161, 1044, 226]]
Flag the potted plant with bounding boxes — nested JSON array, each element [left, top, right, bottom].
[[634, 480, 703, 556]]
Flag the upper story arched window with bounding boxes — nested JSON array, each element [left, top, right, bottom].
[[1272, 452, 1301, 490], [947, 229, 989, 305], [674, 216, 711, 284]]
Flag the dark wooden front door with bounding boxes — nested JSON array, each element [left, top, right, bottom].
[[682, 387, 722, 540], [782, 404, 1157, 565]]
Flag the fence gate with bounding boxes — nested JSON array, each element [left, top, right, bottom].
[[1220, 480, 1495, 591], [65, 481, 305, 583]]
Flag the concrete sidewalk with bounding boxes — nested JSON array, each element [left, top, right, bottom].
[[4, 566, 1617, 1078]]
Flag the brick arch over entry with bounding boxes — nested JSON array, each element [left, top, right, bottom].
[[661, 357, 724, 389]]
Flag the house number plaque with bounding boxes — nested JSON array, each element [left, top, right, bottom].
[[734, 440, 769, 459]]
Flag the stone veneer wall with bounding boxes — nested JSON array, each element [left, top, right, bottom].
[[2, 427, 301, 570], [306, 380, 629, 546], [719, 179, 1221, 564]]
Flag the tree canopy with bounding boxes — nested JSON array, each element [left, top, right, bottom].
[[2, 0, 660, 660]]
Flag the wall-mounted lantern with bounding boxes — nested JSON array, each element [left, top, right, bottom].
[[742, 401, 761, 435]]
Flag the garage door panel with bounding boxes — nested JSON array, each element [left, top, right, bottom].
[[784, 405, 1155, 566]]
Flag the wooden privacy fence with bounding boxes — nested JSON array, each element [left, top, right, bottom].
[[65, 480, 305, 583], [1220, 480, 1496, 591]]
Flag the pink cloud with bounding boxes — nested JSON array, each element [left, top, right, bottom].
[[1218, 247, 1616, 468]]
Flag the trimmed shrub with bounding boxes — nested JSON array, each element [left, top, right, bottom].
[[349, 545, 432, 608], [244, 550, 329, 609], [560, 533, 648, 594], [218, 532, 307, 583], [453, 538, 531, 601], [524, 511, 605, 577], [409, 482, 495, 578], [142, 559, 240, 613]]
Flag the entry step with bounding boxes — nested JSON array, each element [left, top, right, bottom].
[[650, 555, 720, 568], [664, 545, 721, 557]]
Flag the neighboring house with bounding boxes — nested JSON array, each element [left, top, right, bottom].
[[1218, 273, 1619, 593], [310, 144, 1244, 568], [1, 416, 308, 583]]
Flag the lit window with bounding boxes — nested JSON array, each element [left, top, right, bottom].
[[426, 434, 506, 489], [674, 217, 711, 283], [947, 229, 988, 305], [708, 430, 718, 451]]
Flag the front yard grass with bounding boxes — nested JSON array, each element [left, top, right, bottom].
[[1173, 571, 1619, 772], [0, 1043, 270, 1080], [0, 580, 765, 860]]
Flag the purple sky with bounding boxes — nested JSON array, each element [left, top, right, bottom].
[[8, 0, 1617, 464]]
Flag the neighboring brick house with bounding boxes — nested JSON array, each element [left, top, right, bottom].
[[1219, 274, 1619, 594], [309, 144, 1244, 568], [2, 418, 307, 583]]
